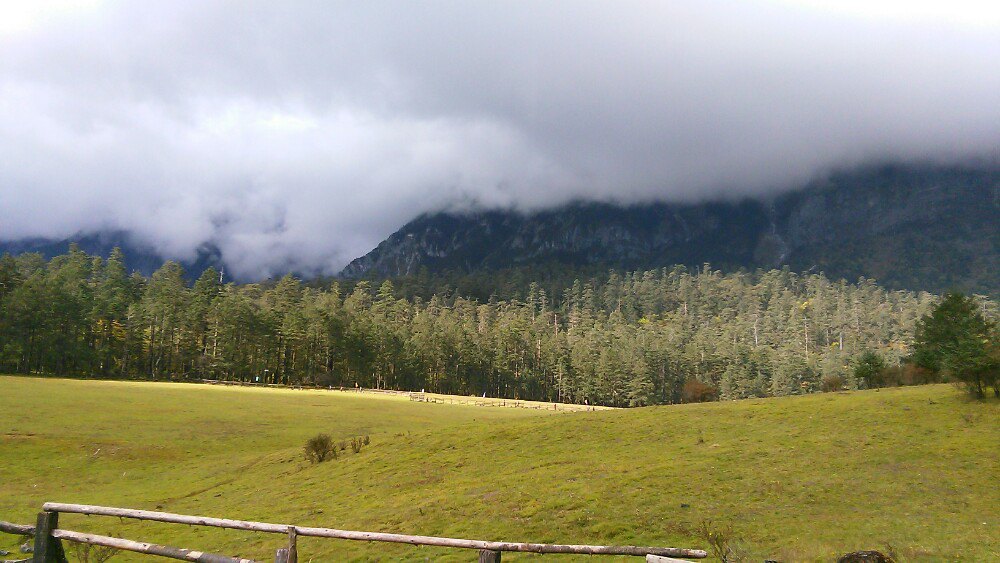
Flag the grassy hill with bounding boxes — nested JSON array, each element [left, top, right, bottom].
[[1, 377, 996, 561]]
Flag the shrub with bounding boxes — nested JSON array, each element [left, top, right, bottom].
[[304, 433, 335, 463], [350, 437, 363, 453], [339, 440, 347, 451], [682, 379, 719, 403], [71, 541, 119, 563], [314, 371, 337, 387], [821, 374, 846, 392], [363, 435, 370, 446], [696, 520, 750, 563], [876, 364, 931, 388], [900, 363, 937, 385]]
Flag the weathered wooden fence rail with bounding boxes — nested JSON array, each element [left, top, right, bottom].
[[1, 503, 707, 562]]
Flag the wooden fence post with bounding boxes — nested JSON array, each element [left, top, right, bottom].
[[32, 512, 67, 563], [275, 548, 289, 563], [478, 549, 501, 562], [287, 527, 298, 563]]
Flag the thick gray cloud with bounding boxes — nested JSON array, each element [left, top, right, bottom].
[[1, 0, 998, 277]]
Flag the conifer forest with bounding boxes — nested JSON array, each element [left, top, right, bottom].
[[1, 246, 993, 407]]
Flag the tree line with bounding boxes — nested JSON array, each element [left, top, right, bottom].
[[0, 246, 994, 405]]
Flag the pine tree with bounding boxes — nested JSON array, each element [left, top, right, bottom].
[[912, 292, 998, 398]]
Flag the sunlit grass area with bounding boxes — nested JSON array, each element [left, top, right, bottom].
[[1, 377, 996, 561]]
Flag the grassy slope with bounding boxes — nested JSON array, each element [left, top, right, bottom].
[[1, 377, 996, 561]]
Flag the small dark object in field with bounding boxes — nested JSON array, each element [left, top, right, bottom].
[[339, 440, 347, 451], [680, 503, 690, 508], [837, 550, 894, 563], [363, 435, 370, 446], [304, 433, 335, 463], [20, 542, 33, 554]]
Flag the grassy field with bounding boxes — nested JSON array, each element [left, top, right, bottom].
[[1, 377, 996, 561]]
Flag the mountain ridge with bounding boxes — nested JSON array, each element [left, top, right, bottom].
[[3, 164, 996, 294], [0, 230, 225, 281], [342, 164, 999, 294]]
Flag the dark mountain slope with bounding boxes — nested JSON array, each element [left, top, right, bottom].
[[0, 230, 224, 280], [342, 165, 999, 294]]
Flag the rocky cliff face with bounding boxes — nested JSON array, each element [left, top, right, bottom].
[[342, 165, 999, 294]]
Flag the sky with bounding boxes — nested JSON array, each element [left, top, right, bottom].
[[1, 1, 998, 277]]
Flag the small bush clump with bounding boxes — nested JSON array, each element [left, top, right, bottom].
[[697, 520, 751, 563], [71, 541, 120, 563], [305, 434, 369, 462], [682, 379, 719, 403], [821, 374, 846, 392], [304, 433, 335, 463]]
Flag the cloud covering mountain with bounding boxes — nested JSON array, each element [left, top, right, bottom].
[[1, 1, 998, 277]]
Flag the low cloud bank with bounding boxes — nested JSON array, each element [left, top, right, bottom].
[[1, 1, 997, 277]]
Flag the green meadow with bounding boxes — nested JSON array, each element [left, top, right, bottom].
[[1, 376, 996, 561]]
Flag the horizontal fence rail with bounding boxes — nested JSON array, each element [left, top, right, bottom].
[[0, 520, 34, 536], [51, 529, 252, 563], [1, 503, 708, 561], [44, 503, 706, 558], [0, 518, 250, 563]]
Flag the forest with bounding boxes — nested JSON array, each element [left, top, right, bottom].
[[0, 246, 994, 406]]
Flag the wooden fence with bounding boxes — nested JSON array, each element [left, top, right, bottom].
[[1, 503, 707, 562]]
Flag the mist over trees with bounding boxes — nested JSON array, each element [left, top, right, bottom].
[[1, 246, 993, 406]]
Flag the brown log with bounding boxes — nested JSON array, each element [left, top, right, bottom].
[[42, 503, 707, 558], [49, 529, 253, 563]]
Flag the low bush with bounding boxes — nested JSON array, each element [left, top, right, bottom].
[[697, 520, 751, 562], [71, 541, 120, 563], [821, 374, 846, 392], [304, 433, 335, 463], [682, 379, 719, 403]]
